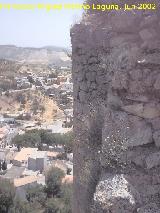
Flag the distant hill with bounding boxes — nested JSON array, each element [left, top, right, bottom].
[[0, 58, 58, 77], [0, 45, 71, 67]]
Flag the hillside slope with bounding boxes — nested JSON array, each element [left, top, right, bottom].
[[0, 45, 71, 66]]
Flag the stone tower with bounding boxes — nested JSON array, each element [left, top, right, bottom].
[[71, 1, 160, 212]]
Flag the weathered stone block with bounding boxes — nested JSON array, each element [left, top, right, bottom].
[[154, 74, 160, 89], [138, 184, 160, 197], [122, 104, 144, 117], [140, 15, 158, 28], [152, 174, 160, 185], [88, 56, 99, 64], [143, 53, 160, 65], [86, 71, 96, 82], [90, 82, 97, 90], [123, 103, 160, 119], [79, 81, 88, 92], [144, 73, 155, 87], [129, 80, 145, 94], [137, 203, 160, 213], [112, 72, 128, 89], [150, 118, 160, 131], [145, 152, 160, 169], [153, 130, 160, 148], [129, 69, 143, 81], [139, 28, 157, 41], [131, 155, 145, 167], [127, 116, 153, 147], [79, 90, 87, 103], [93, 174, 140, 213], [126, 95, 149, 103], [96, 74, 107, 85], [107, 92, 123, 108]]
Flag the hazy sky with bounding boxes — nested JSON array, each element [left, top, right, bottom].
[[0, 0, 83, 48]]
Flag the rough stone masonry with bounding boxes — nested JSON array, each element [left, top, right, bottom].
[[71, 0, 160, 212]]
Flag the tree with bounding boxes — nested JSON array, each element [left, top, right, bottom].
[[67, 168, 72, 175], [16, 94, 26, 104], [40, 130, 55, 145], [17, 144, 21, 152], [2, 161, 7, 171], [10, 199, 31, 213], [0, 179, 15, 213], [52, 131, 73, 149], [5, 91, 10, 97], [48, 72, 57, 79], [12, 132, 41, 148], [63, 132, 73, 153], [31, 99, 39, 114], [57, 153, 67, 160], [45, 167, 65, 197], [12, 130, 73, 150], [60, 183, 72, 213], [27, 76, 35, 84], [45, 198, 61, 213], [26, 185, 46, 207], [37, 143, 43, 151], [44, 184, 72, 213]]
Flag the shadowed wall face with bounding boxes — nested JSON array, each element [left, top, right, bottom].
[[71, 2, 160, 212]]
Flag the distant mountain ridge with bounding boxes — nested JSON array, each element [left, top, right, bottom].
[[0, 45, 71, 67]]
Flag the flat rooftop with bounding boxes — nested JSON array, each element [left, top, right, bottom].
[[14, 148, 38, 162], [14, 175, 38, 187], [29, 151, 47, 159], [4, 166, 25, 179]]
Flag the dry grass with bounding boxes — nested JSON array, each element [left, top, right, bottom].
[[0, 89, 63, 123]]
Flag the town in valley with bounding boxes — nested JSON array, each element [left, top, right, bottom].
[[0, 45, 73, 212]]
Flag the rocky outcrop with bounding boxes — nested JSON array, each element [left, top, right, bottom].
[[71, 1, 160, 212]]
